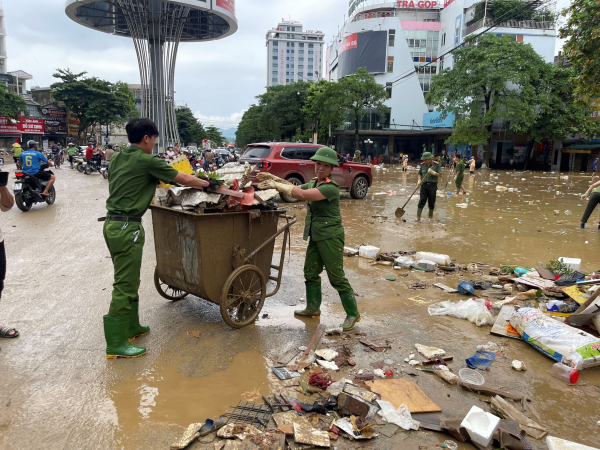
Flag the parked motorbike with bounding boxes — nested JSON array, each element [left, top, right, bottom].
[[101, 160, 109, 179], [13, 164, 56, 212]]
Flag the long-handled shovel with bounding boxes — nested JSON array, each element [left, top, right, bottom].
[[395, 179, 423, 218]]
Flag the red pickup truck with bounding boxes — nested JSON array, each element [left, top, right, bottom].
[[240, 142, 373, 202]]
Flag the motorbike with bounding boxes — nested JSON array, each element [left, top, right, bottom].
[[84, 156, 103, 175], [13, 164, 56, 212], [100, 160, 109, 179], [53, 152, 61, 169]]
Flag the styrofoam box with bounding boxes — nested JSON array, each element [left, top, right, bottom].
[[358, 246, 380, 259], [559, 257, 582, 272], [460, 406, 500, 447]]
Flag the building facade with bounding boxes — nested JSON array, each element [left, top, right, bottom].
[[326, 0, 557, 163], [266, 20, 324, 87]]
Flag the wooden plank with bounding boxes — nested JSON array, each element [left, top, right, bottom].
[[576, 279, 600, 286], [300, 324, 325, 364], [277, 349, 300, 365], [458, 382, 522, 402], [490, 305, 521, 340], [572, 286, 600, 314], [562, 285, 590, 305], [365, 379, 441, 413], [536, 267, 556, 280]]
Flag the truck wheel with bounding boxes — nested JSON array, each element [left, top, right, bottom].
[[281, 176, 303, 203], [350, 176, 369, 199]]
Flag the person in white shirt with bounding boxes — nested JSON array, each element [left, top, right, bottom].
[[166, 146, 175, 160], [0, 179, 16, 338]]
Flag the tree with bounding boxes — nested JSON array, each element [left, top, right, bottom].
[[334, 67, 389, 152], [0, 83, 27, 120], [426, 34, 550, 161], [236, 105, 268, 147], [51, 69, 138, 138], [302, 80, 346, 145], [205, 125, 226, 147], [559, 0, 600, 99], [176, 106, 205, 145]]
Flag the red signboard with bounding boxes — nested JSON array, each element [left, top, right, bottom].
[[398, 0, 439, 7], [18, 117, 44, 135], [339, 33, 358, 54], [444, 0, 455, 6], [0, 117, 20, 134], [216, 0, 235, 14]]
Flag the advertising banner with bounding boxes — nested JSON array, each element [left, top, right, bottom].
[[423, 111, 456, 128], [42, 107, 67, 117], [18, 117, 45, 135], [338, 30, 387, 78], [215, 0, 235, 15], [44, 119, 68, 135], [0, 117, 20, 134], [397, 0, 439, 7]]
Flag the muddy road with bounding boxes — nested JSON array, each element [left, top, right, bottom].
[[0, 163, 597, 449]]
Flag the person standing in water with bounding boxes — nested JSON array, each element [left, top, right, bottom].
[[454, 156, 466, 195], [580, 180, 600, 230]]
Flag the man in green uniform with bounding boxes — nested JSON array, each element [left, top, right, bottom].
[[257, 147, 360, 331], [67, 142, 78, 169], [417, 151, 442, 222], [454, 155, 466, 195], [103, 118, 216, 359], [352, 150, 361, 162]]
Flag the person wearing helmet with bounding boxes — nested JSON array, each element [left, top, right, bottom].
[[20, 140, 55, 197], [417, 151, 442, 222], [67, 142, 78, 169], [352, 150, 361, 163], [11, 143, 22, 166], [257, 147, 361, 331]]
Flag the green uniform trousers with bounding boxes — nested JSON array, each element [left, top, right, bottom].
[[418, 182, 437, 210], [304, 232, 353, 296], [455, 174, 464, 189], [103, 220, 145, 318]]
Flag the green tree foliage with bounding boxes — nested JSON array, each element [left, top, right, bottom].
[[302, 80, 347, 145], [559, 0, 600, 99], [426, 35, 550, 157], [51, 69, 138, 136], [236, 105, 269, 147], [0, 83, 27, 120], [176, 106, 205, 145], [205, 125, 226, 148], [334, 67, 389, 151]]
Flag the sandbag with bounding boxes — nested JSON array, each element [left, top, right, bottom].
[[509, 307, 600, 370]]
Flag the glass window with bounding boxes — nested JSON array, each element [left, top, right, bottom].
[[299, 43, 304, 47], [309, 43, 314, 48], [386, 82, 392, 99], [244, 145, 273, 158], [421, 39, 427, 47], [286, 72, 289, 75], [272, 81, 278, 85], [299, 147, 317, 160], [298, 64, 304, 68], [280, 148, 297, 159], [414, 40, 420, 48], [308, 65, 313, 70], [389, 33, 395, 47], [298, 72, 304, 77], [286, 64, 289, 68], [287, 50, 290, 53], [408, 39, 414, 47], [273, 56, 278, 60], [291, 50, 294, 53], [387, 61, 394, 73], [286, 57, 289, 60], [273, 63, 278, 68], [308, 58, 313, 62]]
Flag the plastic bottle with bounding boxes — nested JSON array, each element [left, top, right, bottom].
[[514, 268, 530, 277], [551, 363, 579, 384]]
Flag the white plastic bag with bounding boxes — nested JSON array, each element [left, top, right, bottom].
[[376, 400, 419, 431], [394, 255, 413, 268], [509, 307, 600, 370], [428, 298, 495, 327]]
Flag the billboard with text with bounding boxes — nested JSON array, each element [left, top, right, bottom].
[[338, 30, 387, 78]]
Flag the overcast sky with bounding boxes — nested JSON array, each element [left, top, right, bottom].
[[3, 0, 569, 130]]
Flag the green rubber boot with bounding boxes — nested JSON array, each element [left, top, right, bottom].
[[104, 315, 146, 359], [128, 301, 150, 341], [417, 208, 423, 222], [340, 291, 361, 331], [428, 208, 434, 219], [294, 285, 322, 317]]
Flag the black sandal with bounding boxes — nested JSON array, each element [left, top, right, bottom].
[[0, 327, 19, 338]]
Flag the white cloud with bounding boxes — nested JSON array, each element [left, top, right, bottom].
[[193, 109, 246, 129]]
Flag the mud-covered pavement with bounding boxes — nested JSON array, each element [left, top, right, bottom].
[[0, 163, 598, 450]]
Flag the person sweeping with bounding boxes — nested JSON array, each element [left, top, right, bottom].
[[257, 147, 361, 331], [454, 155, 466, 195], [417, 152, 442, 222], [580, 180, 600, 230]]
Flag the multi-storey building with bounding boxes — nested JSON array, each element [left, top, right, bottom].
[[326, 0, 557, 165], [266, 20, 325, 87]]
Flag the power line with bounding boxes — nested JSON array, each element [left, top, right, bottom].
[[389, 0, 556, 88]]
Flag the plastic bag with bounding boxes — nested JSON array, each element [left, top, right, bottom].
[[554, 271, 585, 286], [428, 298, 495, 327], [394, 255, 413, 268], [509, 307, 600, 370], [376, 400, 419, 431]]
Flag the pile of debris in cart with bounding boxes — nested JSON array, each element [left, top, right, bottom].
[[153, 158, 280, 213]]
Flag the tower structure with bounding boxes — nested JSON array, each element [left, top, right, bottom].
[[65, 0, 237, 152]]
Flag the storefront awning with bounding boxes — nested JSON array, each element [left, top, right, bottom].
[[562, 144, 600, 154]]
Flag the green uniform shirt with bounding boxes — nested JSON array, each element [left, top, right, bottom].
[[106, 145, 178, 218], [593, 186, 600, 194], [301, 177, 343, 241], [455, 160, 465, 176], [13, 146, 22, 157], [67, 146, 77, 156], [418, 161, 442, 183], [352, 157, 360, 162]]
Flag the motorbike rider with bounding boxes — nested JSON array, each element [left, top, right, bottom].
[[11, 143, 22, 166], [20, 140, 55, 197], [67, 142, 77, 169], [104, 144, 115, 162], [203, 148, 213, 171]]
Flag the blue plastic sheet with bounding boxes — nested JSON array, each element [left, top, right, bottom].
[[466, 350, 496, 371]]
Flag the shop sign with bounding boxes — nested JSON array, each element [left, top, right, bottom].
[[423, 111, 456, 128], [0, 117, 20, 134], [398, 0, 439, 8], [18, 117, 44, 135], [215, 0, 235, 14], [44, 119, 68, 135], [340, 34, 358, 54], [41, 107, 67, 117], [444, 0, 455, 7]]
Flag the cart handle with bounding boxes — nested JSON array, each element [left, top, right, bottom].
[[244, 215, 297, 264]]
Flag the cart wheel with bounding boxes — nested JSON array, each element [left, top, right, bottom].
[[154, 267, 188, 301], [220, 264, 266, 329]]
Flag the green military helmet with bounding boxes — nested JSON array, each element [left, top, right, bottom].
[[421, 151, 434, 161], [311, 147, 339, 167], [354, 150, 361, 155]]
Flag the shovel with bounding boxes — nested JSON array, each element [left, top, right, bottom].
[[395, 179, 423, 218]]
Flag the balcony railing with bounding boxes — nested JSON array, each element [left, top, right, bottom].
[[464, 17, 555, 36]]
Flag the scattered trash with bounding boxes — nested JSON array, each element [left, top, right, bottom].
[[477, 342, 500, 353], [415, 343, 446, 359], [511, 360, 527, 372], [457, 281, 476, 295], [551, 363, 579, 384], [187, 330, 202, 338], [343, 246, 359, 257], [408, 280, 430, 289], [428, 298, 495, 326], [217, 423, 262, 440], [171, 423, 204, 449], [466, 350, 496, 371], [293, 417, 331, 447], [547, 436, 597, 450], [317, 360, 339, 371], [324, 327, 343, 336], [365, 379, 441, 413], [490, 395, 548, 440], [458, 368, 485, 385], [359, 245, 381, 259], [272, 367, 301, 380], [461, 405, 501, 447], [315, 349, 339, 362], [414, 252, 451, 266], [385, 277, 396, 281], [377, 400, 420, 431]]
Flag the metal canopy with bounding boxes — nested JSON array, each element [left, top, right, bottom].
[[65, 0, 238, 152]]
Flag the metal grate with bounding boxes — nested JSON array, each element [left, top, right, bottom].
[[223, 401, 273, 430]]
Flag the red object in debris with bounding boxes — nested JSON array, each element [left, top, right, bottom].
[[383, 366, 394, 377], [485, 300, 493, 310], [554, 275, 561, 281], [309, 373, 333, 389]]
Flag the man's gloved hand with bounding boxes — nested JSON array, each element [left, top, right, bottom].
[[207, 179, 221, 188], [258, 180, 294, 197], [427, 168, 437, 176], [580, 192, 590, 200], [256, 172, 293, 185]]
